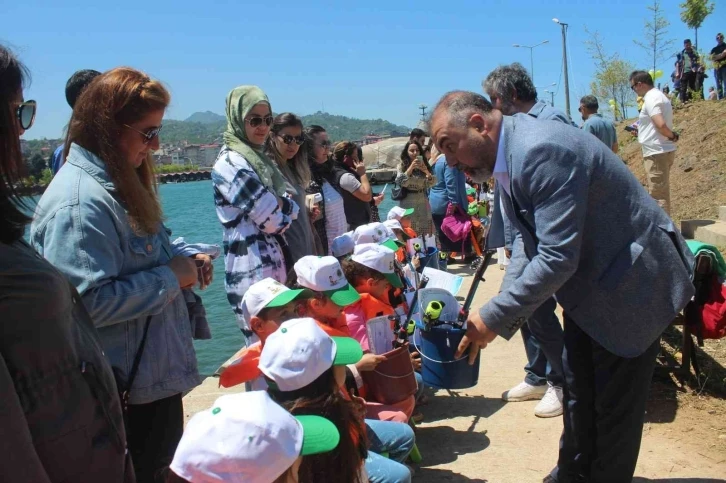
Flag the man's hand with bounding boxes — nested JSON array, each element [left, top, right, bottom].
[[193, 253, 213, 290], [455, 310, 498, 365], [410, 351, 422, 371]]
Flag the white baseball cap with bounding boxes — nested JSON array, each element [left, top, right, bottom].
[[294, 256, 360, 307], [387, 206, 415, 221], [260, 318, 363, 392], [352, 222, 401, 251], [170, 391, 340, 483], [240, 278, 309, 328], [350, 243, 403, 288], [330, 232, 355, 258], [383, 219, 411, 241]]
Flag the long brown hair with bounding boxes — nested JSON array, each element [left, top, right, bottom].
[[265, 112, 311, 188], [0, 45, 31, 243], [64, 67, 169, 234], [267, 368, 368, 483]]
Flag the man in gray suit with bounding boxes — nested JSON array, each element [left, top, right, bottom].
[[483, 63, 571, 418], [430, 91, 694, 483]]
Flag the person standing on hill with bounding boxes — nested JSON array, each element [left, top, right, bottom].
[[483, 62, 570, 418], [331, 141, 373, 231], [51, 69, 100, 174], [711, 33, 726, 100], [630, 70, 679, 216], [579, 95, 618, 153], [676, 39, 701, 103]]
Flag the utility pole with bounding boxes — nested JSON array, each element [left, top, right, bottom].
[[553, 18, 571, 119], [419, 104, 428, 120], [544, 89, 555, 106]]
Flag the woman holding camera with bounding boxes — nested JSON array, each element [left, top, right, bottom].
[[395, 141, 436, 237]]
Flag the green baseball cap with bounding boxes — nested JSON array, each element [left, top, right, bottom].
[[296, 415, 341, 456]]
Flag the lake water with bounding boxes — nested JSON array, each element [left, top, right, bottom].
[[160, 180, 398, 375]]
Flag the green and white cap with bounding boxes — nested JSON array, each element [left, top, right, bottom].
[[240, 278, 309, 328], [351, 243, 403, 288], [260, 318, 364, 392], [387, 206, 414, 221], [170, 390, 340, 483], [353, 222, 401, 251], [294, 256, 360, 307]]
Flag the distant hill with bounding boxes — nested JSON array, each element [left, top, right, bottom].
[[160, 111, 411, 145], [184, 111, 226, 124]]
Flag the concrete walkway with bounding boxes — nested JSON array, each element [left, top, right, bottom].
[[183, 255, 726, 483]]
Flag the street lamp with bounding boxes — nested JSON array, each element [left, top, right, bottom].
[[537, 83, 556, 106], [553, 18, 571, 119], [512, 40, 549, 84], [543, 89, 555, 107]]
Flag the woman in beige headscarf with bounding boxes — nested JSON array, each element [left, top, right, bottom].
[[212, 85, 299, 345]]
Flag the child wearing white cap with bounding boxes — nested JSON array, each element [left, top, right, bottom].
[[261, 318, 414, 483], [168, 390, 340, 483], [386, 206, 417, 239], [351, 222, 403, 253], [217, 278, 310, 389]]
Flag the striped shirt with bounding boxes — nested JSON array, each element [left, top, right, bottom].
[[321, 180, 347, 254], [212, 147, 299, 343]]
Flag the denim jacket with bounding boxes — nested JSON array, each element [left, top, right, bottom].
[[31, 143, 201, 405]]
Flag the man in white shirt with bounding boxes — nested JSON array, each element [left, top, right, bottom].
[[630, 70, 679, 215]]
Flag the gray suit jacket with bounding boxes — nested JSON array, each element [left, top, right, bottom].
[[480, 115, 695, 357]]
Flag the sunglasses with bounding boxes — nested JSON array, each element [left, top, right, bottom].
[[124, 124, 163, 144], [17, 100, 37, 130], [245, 115, 274, 127], [630, 82, 640, 91], [277, 133, 305, 146], [316, 140, 332, 148]]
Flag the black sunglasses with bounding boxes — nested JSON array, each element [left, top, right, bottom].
[[17, 100, 37, 130], [316, 140, 332, 148], [124, 124, 163, 144], [245, 115, 274, 127], [277, 133, 305, 146]]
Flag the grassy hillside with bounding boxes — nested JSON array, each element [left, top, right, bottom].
[[616, 100, 726, 223]]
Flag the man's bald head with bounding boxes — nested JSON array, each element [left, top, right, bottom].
[[431, 90, 494, 131], [430, 90, 501, 183]]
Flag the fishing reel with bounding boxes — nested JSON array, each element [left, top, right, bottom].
[[422, 300, 445, 330]]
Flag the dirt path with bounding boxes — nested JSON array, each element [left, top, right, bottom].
[[412, 258, 726, 483]]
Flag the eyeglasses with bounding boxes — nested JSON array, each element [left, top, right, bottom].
[[245, 115, 274, 127], [630, 82, 640, 91], [124, 124, 163, 144], [277, 133, 305, 145], [316, 140, 332, 148], [16, 100, 37, 130]]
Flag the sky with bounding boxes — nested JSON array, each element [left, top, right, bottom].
[[5, 0, 723, 140]]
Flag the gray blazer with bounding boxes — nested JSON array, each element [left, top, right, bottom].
[[480, 115, 694, 358]]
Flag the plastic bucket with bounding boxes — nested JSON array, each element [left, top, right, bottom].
[[414, 325, 480, 390], [417, 247, 439, 273], [361, 345, 418, 405]]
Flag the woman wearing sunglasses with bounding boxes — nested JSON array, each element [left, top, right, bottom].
[[1, 46, 130, 482], [304, 125, 348, 255], [31, 67, 212, 483], [213, 86, 299, 347], [265, 113, 319, 259]]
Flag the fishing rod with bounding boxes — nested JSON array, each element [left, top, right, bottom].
[[457, 247, 495, 328]]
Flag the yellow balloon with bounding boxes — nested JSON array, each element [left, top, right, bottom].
[[608, 99, 616, 105], [655, 70, 663, 79]]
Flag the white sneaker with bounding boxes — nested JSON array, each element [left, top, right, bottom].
[[534, 385, 564, 418], [501, 381, 548, 402]]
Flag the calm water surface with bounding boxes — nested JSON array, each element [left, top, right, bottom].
[[160, 181, 397, 375]]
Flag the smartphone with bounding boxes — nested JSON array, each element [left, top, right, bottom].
[[305, 193, 322, 212], [624, 125, 637, 132]]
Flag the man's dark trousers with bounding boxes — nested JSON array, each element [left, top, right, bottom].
[[551, 315, 660, 483]]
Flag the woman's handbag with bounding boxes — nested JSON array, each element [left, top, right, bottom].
[[441, 202, 472, 243]]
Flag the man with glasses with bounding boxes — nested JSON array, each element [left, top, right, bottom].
[[629, 70, 678, 216], [711, 33, 726, 100]]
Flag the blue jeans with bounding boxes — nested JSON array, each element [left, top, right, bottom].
[[365, 419, 415, 483], [414, 371, 425, 402], [501, 236, 564, 388]]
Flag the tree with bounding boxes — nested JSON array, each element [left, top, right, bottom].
[[634, 0, 676, 75], [27, 153, 46, 179], [585, 28, 636, 121], [680, 0, 715, 49]]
